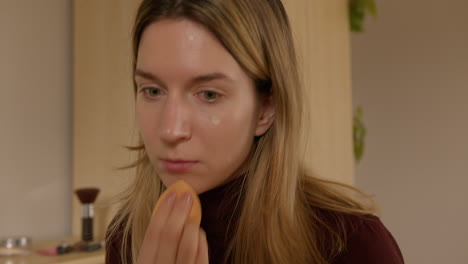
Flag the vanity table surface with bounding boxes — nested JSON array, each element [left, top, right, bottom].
[[0, 237, 104, 264]]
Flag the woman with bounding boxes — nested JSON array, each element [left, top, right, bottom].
[[106, 0, 404, 263]]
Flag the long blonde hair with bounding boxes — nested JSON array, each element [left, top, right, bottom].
[[106, 0, 376, 263]]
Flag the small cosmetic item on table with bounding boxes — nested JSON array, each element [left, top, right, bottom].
[[36, 241, 105, 256], [36, 242, 72, 256], [72, 240, 104, 252], [74, 187, 100, 242], [0, 236, 32, 257]]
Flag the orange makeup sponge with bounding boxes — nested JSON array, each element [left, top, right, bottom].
[[153, 180, 202, 225]]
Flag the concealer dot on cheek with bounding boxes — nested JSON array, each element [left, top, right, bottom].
[[211, 116, 221, 126]]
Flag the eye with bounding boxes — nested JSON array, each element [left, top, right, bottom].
[[199, 90, 220, 102], [142, 87, 163, 98]]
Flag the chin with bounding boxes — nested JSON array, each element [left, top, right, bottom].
[[158, 173, 208, 194]]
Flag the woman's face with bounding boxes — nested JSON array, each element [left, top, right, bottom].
[[135, 19, 273, 194]]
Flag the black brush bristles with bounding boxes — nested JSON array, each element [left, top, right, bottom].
[[75, 188, 100, 204]]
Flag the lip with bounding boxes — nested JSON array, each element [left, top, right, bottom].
[[161, 159, 199, 173]]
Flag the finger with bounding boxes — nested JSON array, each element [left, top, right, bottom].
[[156, 192, 193, 263], [137, 191, 176, 264], [196, 228, 209, 264], [176, 220, 199, 264]]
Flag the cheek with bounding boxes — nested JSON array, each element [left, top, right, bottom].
[[197, 104, 257, 166]]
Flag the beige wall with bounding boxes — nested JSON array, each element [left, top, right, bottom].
[[0, 0, 72, 239], [284, 0, 355, 184], [72, 0, 139, 240], [352, 0, 468, 263]]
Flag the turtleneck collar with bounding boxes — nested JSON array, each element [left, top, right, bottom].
[[198, 175, 245, 263]]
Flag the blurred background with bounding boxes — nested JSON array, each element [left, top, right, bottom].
[[353, 0, 468, 263], [0, 0, 467, 263], [0, 0, 73, 240]]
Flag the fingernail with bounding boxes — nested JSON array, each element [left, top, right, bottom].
[[166, 192, 176, 204], [183, 192, 192, 207]]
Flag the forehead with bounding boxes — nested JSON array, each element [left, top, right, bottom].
[[136, 19, 243, 80]]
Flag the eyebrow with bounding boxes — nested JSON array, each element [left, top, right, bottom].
[[134, 69, 234, 86]]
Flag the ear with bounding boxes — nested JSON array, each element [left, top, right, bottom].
[[255, 95, 275, 136]]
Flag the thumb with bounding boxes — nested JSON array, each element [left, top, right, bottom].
[[196, 228, 209, 264]]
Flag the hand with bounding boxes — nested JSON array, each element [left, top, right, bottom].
[[137, 191, 209, 264]]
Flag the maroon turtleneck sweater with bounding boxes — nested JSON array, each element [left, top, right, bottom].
[[105, 177, 404, 263]]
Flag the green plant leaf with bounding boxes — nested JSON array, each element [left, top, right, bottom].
[[353, 106, 366, 163], [349, 0, 377, 33], [364, 0, 377, 16]]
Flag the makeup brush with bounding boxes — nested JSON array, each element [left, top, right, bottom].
[[75, 188, 100, 242]]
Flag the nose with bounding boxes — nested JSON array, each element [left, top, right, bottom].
[[159, 94, 192, 144]]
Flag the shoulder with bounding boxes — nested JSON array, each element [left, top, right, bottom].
[[329, 213, 405, 264]]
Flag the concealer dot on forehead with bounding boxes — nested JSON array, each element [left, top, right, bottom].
[[184, 21, 196, 41]]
